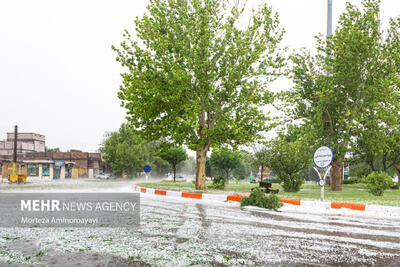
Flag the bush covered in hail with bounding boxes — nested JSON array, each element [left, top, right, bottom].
[[240, 187, 283, 211]]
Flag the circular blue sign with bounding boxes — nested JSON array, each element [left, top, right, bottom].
[[313, 146, 333, 168], [144, 165, 152, 173], [20, 163, 25, 167]]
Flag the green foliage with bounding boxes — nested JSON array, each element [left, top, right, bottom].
[[45, 147, 60, 153], [179, 157, 196, 175], [285, 0, 400, 190], [277, 172, 304, 193], [264, 139, 311, 192], [100, 124, 149, 176], [210, 149, 242, 182], [252, 146, 273, 179], [349, 162, 372, 178], [365, 172, 393, 196], [342, 177, 364, 185], [160, 146, 188, 181], [205, 157, 213, 178], [207, 176, 225, 190], [148, 155, 170, 177], [146, 140, 170, 176], [240, 187, 283, 211], [113, 0, 284, 189]]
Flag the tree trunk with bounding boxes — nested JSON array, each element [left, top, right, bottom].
[[173, 165, 176, 183], [226, 170, 229, 184], [382, 155, 387, 172], [330, 159, 343, 191], [260, 164, 264, 181], [368, 161, 376, 172], [195, 144, 209, 190]]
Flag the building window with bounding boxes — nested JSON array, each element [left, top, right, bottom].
[[27, 164, 39, 177], [42, 164, 50, 177]]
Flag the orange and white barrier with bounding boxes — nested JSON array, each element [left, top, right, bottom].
[[132, 185, 370, 211]]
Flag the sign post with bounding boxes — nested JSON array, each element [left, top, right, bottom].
[[313, 146, 333, 201], [143, 165, 152, 181]]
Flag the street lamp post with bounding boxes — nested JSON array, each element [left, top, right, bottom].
[[327, 0, 332, 37]]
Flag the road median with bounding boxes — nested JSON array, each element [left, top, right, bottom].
[[132, 184, 400, 217]]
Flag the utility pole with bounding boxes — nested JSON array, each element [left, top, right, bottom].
[[11, 125, 18, 182], [13, 125, 17, 163], [327, 0, 332, 37]]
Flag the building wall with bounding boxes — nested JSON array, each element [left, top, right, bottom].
[[0, 150, 102, 180], [1, 132, 45, 155], [0, 162, 27, 178]]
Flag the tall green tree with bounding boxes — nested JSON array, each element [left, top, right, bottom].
[[160, 146, 188, 182], [100, 124, 149, 176], [179, 156, 197, 175], [286, 0, 400, 190], [147, 140, 171, 177], [252, 146, 272, 180], [113, 0, 284, 189], [352, 16, 400, 184], [265, 138, 311, 192], [210, 149, 241, 183], [352, 112, 400, 174]]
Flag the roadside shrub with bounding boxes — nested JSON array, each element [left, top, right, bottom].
[[277, 172, 304, 192], [207, 176, 225, 190], [365, 172, 392, 196], [240, 187, 283, 211], [342, 177, 364, 184]]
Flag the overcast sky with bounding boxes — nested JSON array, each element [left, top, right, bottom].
[[0, 0, 399, 152]]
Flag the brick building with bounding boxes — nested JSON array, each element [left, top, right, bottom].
[[0, 130, 102, 180], [0, 150, 102, 180]]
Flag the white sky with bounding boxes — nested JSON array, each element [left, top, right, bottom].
[[0, 0, 399, 152]]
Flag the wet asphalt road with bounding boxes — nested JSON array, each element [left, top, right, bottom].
[[139, 193, 400, 266], [0, 179, 399, 266]]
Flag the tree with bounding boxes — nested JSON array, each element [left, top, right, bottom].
[[265, 139, 311, 192], [45, 147, 60, 153], [205, 157, 213, 178], [100, 124, 149, 176], [147, 140, 171, 177], [160, 146, 188, 182], [113, 0, 284, 189], [233, 151, 252, 180], [252, 146, 272, 181], [352, 119, 400, 173], [286, 0, 400, 190], [149, 156, 170, 177], [351, 81, 400, 183], [210, 149, 241, 183], [179, 156, 196, 175]]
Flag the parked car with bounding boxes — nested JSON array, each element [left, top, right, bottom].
[[96, 173, 114, 179], [163, 173, 186, 182]]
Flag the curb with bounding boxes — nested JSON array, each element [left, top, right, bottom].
[[133, 185, 302, 206], [132, 185, 377, 212]]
